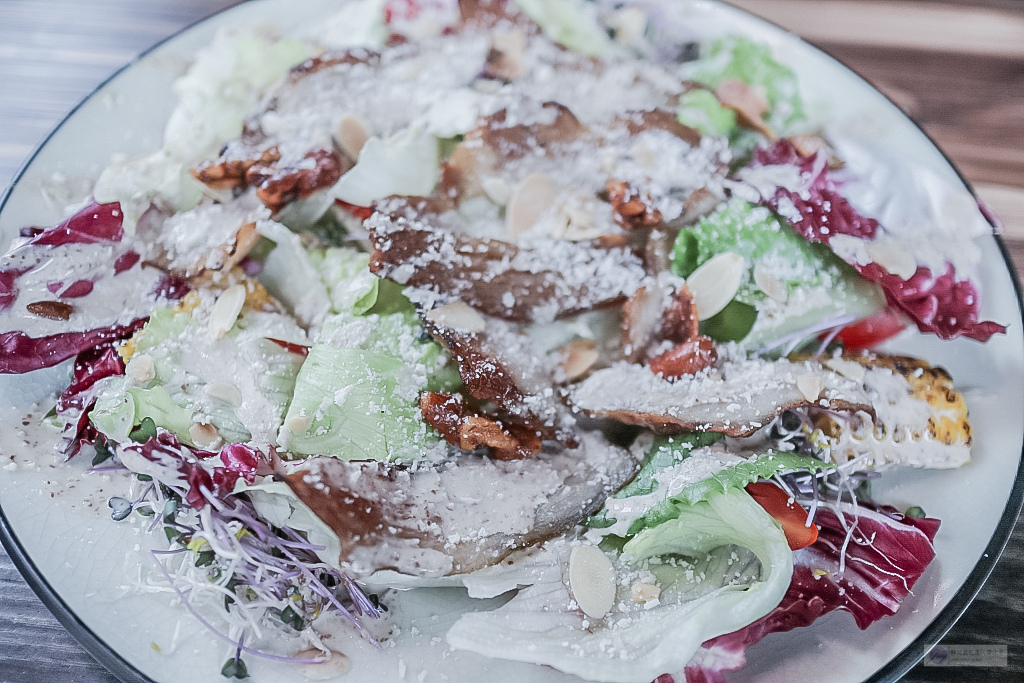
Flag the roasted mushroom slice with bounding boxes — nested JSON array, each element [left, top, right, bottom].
[[568, 355, 873, 437], [368, 200, 645, 323], [280, 433, 639, 577]]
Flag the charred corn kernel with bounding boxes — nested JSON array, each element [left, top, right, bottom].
[[118, 335, 139, 362], [242, 278, 276, 311], [174, 290, 202, 316]]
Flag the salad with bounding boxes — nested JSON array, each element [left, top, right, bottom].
[[0, 0, 1008, 681]]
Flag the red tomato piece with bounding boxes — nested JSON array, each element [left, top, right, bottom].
[[745, 482, 819, 550], [334, 199, 374, 221], [834, 309, 906, 350]]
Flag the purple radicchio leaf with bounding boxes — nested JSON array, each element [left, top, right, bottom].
[[750, 140, 1005, 342], [682, 502, 940, 683], [0, 318, 146, 374]]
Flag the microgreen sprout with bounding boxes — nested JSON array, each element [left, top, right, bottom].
[[129, 417, 157, 443], [92, 437, 113, 466], [108, 497, 132, 521], [221, 656, 248, 679]]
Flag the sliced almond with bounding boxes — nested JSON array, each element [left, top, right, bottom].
[[753, 262, 788, 303], [125, 354, 155, 384], [285, 414, 313, 435], [630, 581, 661, 603], [557, 339, 599, 382], [205, 382, 243, 407], [336, 115, 371, 161], [295, 648, 352, 680], [207, 284, 247, 340], [568, 545, 616, 620], [796, 374, 825, 402], [506, 172, 558, 238], [621, 286, 658, 362], [189, 422, 223, 450], [824, 357, 867, 383], [685, 252, 746, 321], [424, 301, 486, 334], [480, 175, 512, 206], [866, 239, 918, 281]]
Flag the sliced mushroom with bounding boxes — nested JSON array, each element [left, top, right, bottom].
[[445, 103, 586, 201], [568, 357, 873, 437], [368, 199, 645, 323], [279, 433, 639, 577], [612, 109, 701, 147]]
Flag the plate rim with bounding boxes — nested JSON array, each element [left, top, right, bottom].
[[0, 2, 1022, 682]]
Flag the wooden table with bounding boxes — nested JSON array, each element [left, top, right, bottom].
[[1, 1, 1022, 681]]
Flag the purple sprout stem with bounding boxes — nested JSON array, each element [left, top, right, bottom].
[[275, 545, 379, 644], [149, 550, 327, 665], [759, 314, 859, 356], [85, 464, 129, 474]]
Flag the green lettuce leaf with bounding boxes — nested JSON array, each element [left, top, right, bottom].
[[671, 199, 884, 347], [690, 35, 804, 131], [90, 301, 306, 447], [677, 89, 738, 138], [514, 0, 625, 57], [593, 434, 828, 537], [447, 489, 793, 683], [309, 247, 380, 315], [331, 126, 439, 207]]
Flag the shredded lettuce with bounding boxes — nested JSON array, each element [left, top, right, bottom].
[[514, 0, 624, 58], [332, 126, 439, 207], [671, 199, 884, 347], [279, 293, 456, 460], [592, 434, 828, 537], [90, 300, 306, 448], [689, 35, 804, 131], [309, 247, 380, 315], [677, 89, 738, 138], [447, 489, 792, 683], [94, 30, 310, 229]]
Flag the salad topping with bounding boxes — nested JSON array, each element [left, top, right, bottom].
[[0, 0, 1006, 681]]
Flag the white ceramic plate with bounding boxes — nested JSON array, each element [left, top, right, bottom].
[[1, 1, 1022, 682]]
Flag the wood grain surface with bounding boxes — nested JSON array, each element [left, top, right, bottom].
[[0, 1, 1022, 681]]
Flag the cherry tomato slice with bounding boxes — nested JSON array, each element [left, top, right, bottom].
[[834, 309, 906, 350], [744, 482, 819, 550], [334, 199, 374, 221]]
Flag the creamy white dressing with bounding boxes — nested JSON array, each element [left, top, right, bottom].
[[0, 249, 164, 337]]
